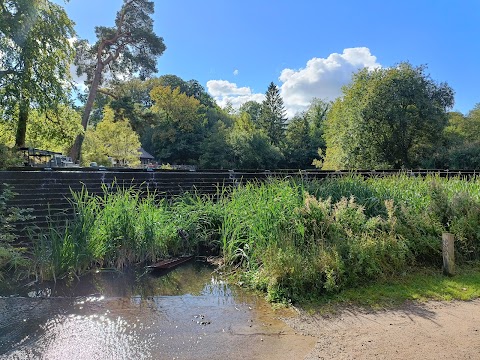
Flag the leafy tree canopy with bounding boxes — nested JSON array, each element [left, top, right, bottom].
[[0, 0, 76, 147], [26, 106, 83, 154], [82, 106, 140, 166], [259, 82, 287, 146], [323, 63, 454, 169], [146, 86, 205, 164], [72, 0, 166, 161]]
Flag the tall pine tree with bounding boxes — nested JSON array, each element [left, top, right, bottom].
[[69, 0, 166, 162], [259, 82, 287, 146]]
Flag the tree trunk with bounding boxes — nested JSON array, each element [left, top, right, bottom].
[[69, 62, 104, 162], [15, 98, 29, 148]]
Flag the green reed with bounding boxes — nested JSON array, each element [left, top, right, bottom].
[[30, 175, 480, 303]]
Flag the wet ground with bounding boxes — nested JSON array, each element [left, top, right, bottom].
[[0, 262, 314, 360]]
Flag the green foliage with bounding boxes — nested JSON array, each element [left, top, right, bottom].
[[198, 121, 235, 169], [259, 82, 287, 146], [147, 86, 205, 164], [224, 176, 480, 302], [0, 113, 15, 146], [284, 114, 313, 168], [222, 182, 409, 302], [0, 145, 23, 169], [317, 264, 480, 309], [0, 0, 76, 147], [228, 112, 284, 169], [440, 106, 480, 169], [71, 0, 166, 161], [229, 129, 284, 169], [0, 184, 31, 279], [0, 104, 83, 155], [239, 101, 262, 125], [74, 0, 166, 86], [82, 106, 141, 166], [26, 106, 83, 154], [323, 63, 454, 169], [283, 101, 329, 169], [29, 175, 480, 304]]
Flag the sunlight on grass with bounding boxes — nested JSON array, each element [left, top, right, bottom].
[[308, 263, 480, 311]]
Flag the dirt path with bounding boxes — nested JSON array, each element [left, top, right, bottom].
[[283, 299, 480, 359]]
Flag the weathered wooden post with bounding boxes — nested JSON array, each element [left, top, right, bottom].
[[442, 232, 455, 276]]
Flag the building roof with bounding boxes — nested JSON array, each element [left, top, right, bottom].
[[139, 147, 155, 160]]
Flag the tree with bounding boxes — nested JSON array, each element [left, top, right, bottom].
[[239, 101, 262, 125], [0, 0, 75, 147], [284, 113, 312, 168], [70, 0, 166, 161], [147, 86, 205, 164], [282, 99, 330, 169], [323, 63, 454, 169], [306, 98, 330, 152], [26, 106, 83, 153], [82, 107, 140, 166], [259, 82, 287, 146], [198, 121, 234, 169], [439, 106, 480, 169], [156, 75, 215, 107], [228, 112, 283, 169], [445, 105, 480, 144]]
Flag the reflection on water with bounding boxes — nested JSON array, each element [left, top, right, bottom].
[[6, 313, 153, 360], [7, 261, 224, 299], [0, 262, 268, 360]]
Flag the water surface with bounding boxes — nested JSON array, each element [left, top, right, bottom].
[[0, 262, 314, 360]]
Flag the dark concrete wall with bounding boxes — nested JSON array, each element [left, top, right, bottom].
[[0, 169, 243, 233], [1, 169, 298, 240], [1, 168, 472, 240]]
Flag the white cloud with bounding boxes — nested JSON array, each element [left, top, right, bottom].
[[70, 64, 88, 92], [206, 80, 264, 109], [233, 69, 239, 76], [67, 37, 88, 92], [206, 80, 251, 97], [206, 47, 381, 117], [280, 47, 380, 117]]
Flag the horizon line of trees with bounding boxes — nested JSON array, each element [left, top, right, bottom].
[[1, 1, 480, 170]]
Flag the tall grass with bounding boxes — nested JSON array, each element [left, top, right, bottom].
[[31, 175, 480, 303], [0, 184, 31, 280]]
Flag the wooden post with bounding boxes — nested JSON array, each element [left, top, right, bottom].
[[442, 232, 455, 276]]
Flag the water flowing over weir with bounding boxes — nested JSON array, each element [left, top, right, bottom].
[[0, 262, 315, 360]]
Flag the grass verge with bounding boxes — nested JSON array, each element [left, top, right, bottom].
[[303, 263, 480, 312]]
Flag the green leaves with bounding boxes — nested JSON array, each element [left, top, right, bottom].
[[75, 0, 166, 87], [323, 63, 454, 169], [0, 0, 76, 147], [259, 82, 287, 146], [82, 106, 141, 166]]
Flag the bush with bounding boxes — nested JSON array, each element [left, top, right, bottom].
[[0, 144, 23, 169], [0, 184, 31, 279], [30, 175, 480, 303]]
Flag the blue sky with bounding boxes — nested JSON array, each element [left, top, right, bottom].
[[57, 0, 480, 116]]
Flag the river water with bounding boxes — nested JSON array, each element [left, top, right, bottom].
[[0, 262, 314, 360]]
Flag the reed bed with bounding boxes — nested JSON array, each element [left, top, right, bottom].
[[27, 175, 480, 302]]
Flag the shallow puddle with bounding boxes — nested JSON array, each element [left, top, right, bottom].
[[0, 262, 314, 360]]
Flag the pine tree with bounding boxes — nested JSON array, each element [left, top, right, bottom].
[[69, 0, 166, 161], [259, 82, 287, 146]]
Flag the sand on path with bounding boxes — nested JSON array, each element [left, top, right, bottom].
[[282, 299, 480, 359]]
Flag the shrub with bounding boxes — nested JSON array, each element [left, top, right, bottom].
[[0, 144, 23, 169], [29, 175, 480, 303], [0, 184, 31, 279]]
